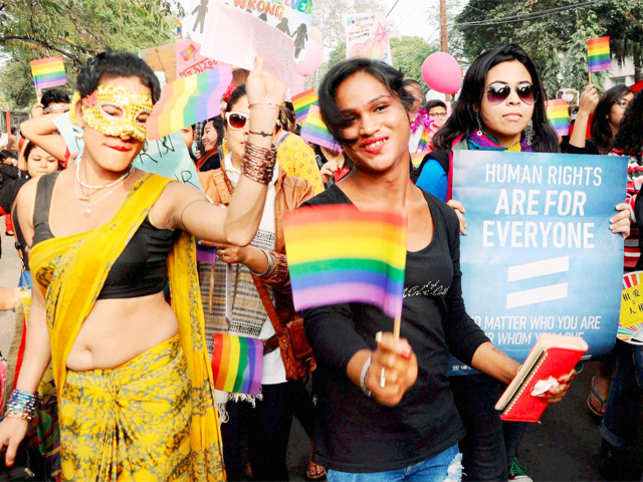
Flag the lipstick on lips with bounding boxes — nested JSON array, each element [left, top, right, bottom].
[[360, 136, 388, 155], [106, 144, 132, 152]]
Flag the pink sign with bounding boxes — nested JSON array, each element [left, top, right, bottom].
[[176, 39, 220, 78]]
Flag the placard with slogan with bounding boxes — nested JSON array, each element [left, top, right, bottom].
[[53, 113, 202, 190], [451, 151, 627, 371]]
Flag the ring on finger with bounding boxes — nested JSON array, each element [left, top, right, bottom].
[[379, 367, 386, 388]]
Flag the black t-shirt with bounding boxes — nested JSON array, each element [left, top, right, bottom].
[[303, 185, 489, 473]]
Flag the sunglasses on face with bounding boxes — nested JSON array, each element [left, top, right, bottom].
[[486, 82, 535, 105], [225, 112, 249, 130]]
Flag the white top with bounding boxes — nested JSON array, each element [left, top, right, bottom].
[[224, 154, 287, 385]]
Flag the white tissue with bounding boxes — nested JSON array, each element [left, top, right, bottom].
[[531, 376, 559, 397]]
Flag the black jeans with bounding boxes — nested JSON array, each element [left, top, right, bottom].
[[221, 381, 315, 481], [450, 373, 528, 482]]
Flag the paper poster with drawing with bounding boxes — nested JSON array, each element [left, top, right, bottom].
[[345, 13, 392, 65], [182, 0, 312, 61], [199, 2, 297, 87]]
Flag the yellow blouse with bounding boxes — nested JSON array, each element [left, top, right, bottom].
[[277, 133, 324, 195]]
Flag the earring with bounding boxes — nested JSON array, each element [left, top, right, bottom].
[[524, 120, 534, 145], [475, 113, 484, 136]]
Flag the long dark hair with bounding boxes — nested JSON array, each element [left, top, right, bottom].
[[590, 84, 631, 152], [318, 58, 415, 144], [612, 90, 642, 161], [433, 44, 558, 153]]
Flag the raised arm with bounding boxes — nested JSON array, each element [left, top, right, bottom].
[[568, 84, 599, 151], [19, 114, 68, 161], [161, 59, 286, 246]]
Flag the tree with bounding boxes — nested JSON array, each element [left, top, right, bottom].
[[390, 36, 436, 84], [0, 0, 183, 109], [456, 0, 642, 95]]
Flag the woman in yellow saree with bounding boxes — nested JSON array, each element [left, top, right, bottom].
[[0, 51, 285, 481]]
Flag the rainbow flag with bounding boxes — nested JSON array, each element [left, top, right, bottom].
[[300, 105, 341, 151], [284, 204, 406, 320], [211, 333, 263, 395], [292, 89, 317, 123], [30, 57, 67, 90], [546, 99, 570, 136], [587, 36, 611, 73], [411, 126, 431, 167], [146, 65, 232, 140]]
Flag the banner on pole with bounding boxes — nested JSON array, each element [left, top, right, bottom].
[[450, 151, 627, 371]]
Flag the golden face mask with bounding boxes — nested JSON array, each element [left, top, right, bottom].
[[80, 84, 153, 142]]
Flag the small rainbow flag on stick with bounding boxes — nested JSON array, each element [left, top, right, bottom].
[[284, 205, 407, 333], [146, 65, 232, 140], [292, 88, 318, 123], [211, 333, 263, 395], [546, 99, 570, 136], [587, 36, 611, 73], [300, 105, 341, 152], [30, 57, 67, 91]]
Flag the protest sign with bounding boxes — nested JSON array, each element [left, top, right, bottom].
[[52, 113, 202, 190], [344, 13, 392, 64], [451, 151, 627, 371], [176, 39, 219, 78], [619, 271, 643, 344], [141, 43, 179, 83], [199, 2, 297, 87], [182, 0, 312, 59]]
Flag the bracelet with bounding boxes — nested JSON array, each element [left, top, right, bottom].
[[251, 248, 275, 277], [359, 355, 372, 398], [242, 143, 276, 185], [248, 130, 273, 138], [5, 389, 39, 421], [249, 102, 279, 110]]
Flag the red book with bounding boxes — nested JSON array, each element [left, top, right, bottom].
[[495, 334, 588, 423]]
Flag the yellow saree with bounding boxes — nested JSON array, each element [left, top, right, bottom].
[[29, 174, 225, 481]]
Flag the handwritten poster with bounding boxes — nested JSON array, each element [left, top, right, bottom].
[[619, 271, 643, 344], [176, 39, 219, 78], [52, 113, 202, 190]]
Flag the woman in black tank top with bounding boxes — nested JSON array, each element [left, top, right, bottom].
[[0, 51, 286, 481]]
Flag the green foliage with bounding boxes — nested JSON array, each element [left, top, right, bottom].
[[318, 36, 435, 89], [390, 36, 436, 85], [0, 0, 183, 109], [457, 0, 642, 96]]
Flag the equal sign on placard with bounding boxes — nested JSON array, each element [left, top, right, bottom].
[[506, 256, 570, 309]]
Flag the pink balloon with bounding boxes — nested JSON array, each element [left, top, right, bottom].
[[422, 52, 463, 94], [295, 39, 323, 77]]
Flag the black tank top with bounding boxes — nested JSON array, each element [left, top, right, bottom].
[[32, 172, 177, 300]]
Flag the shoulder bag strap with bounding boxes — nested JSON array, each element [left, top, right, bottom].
[[251, 274, 285, 336]]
